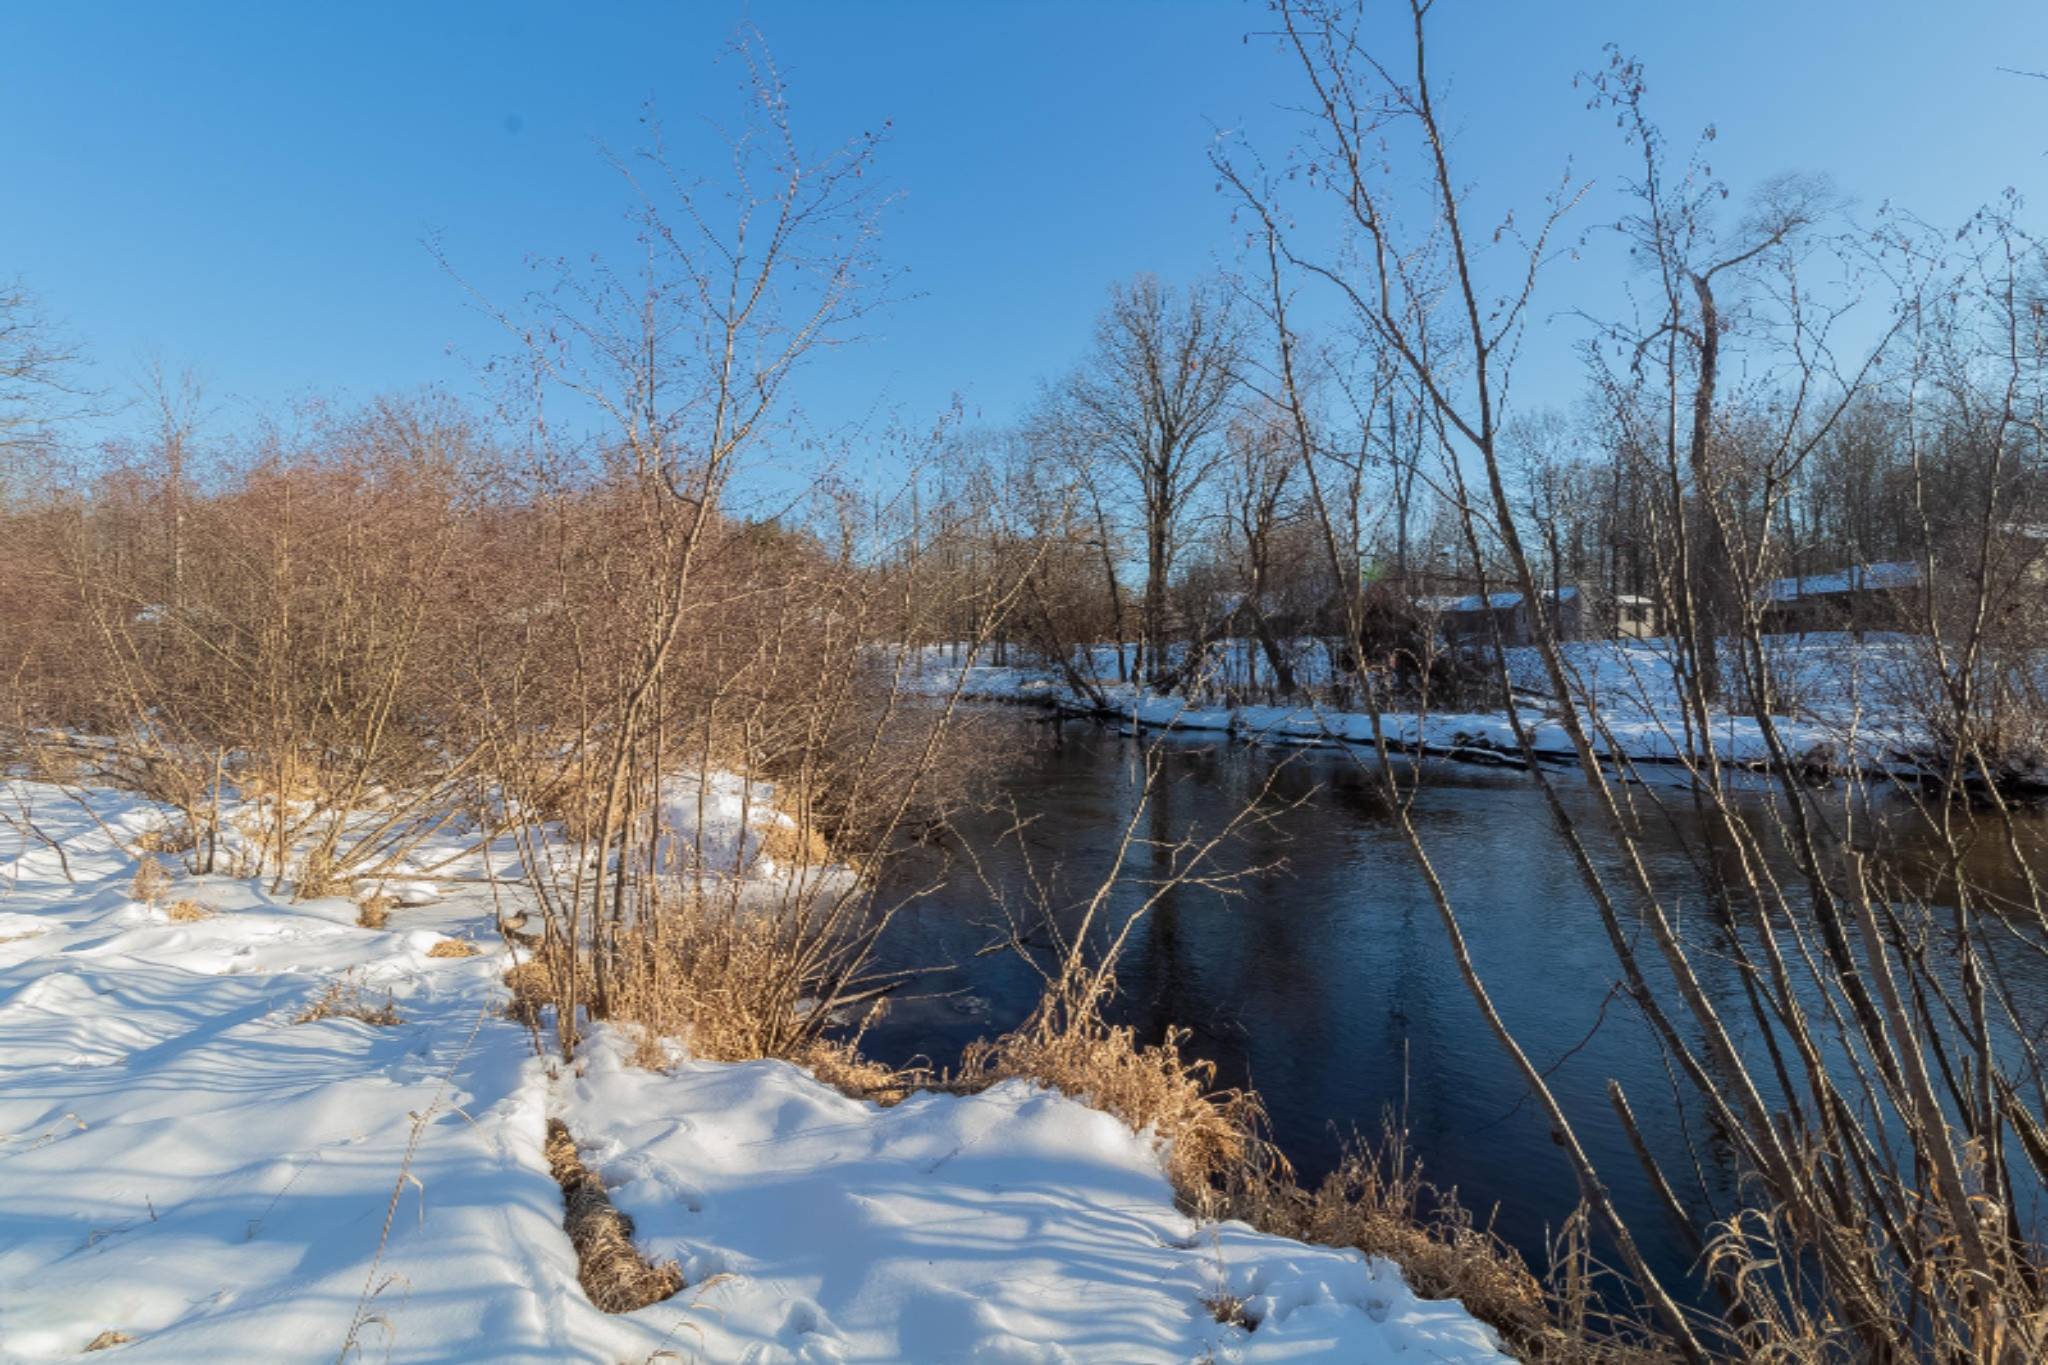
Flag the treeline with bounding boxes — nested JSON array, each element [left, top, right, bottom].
[[895, 212, 2046, 708]]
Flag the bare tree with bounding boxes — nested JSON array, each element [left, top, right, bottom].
[[1591, 52, 1842, 700], [0, 279, 90, 491], [1218, 404, 1308, 695], [1054, 275, 1243, 689]]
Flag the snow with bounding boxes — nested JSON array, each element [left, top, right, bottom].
[[909, 633, 1927, 775], [0, 780, 1506, 1363], [1761, 560, 1921, 602], [1417, 586, 1580, 614], [657, 768, 807, 880]]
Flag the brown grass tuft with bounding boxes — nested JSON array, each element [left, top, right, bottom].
[[132, 821, 195, 855], [355, 894, 394, 929], [544, 1118, 683, 1312], [83, 1330, 134, 1351], [580, 905, 810, 1063], [956, 989, 1270, 1215], [296, 848, 350, 901], [503, 958, 568, 1025], [164, 898, 212, 923], [1230, 1121, 1575, 1360], [426, 937, 480, 959], [295, 978, 404, 1027], [755, 814, 830, 868], [796, 1035, 922, 1106], [1202, 1291, 1255, 1330], [129, 857, 171, 906]]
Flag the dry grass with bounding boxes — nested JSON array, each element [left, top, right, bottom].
[[1234, 1126, 1571, 1359], [129, 856, 171, 906], [233, 755, 328, 809], [592, 906, 812, 1062], [83, 1330, 134, 1351], [164, 898, 213, 923], [947, 981, 1612, 1359], [544, 1118, 683, 1312], [1202, 1290, 1256, 1330], [755, 815, 830, 868], [571, 922, 924, 1104], [426, 937, 481, 959], [796, 1034, 923, 1106], [296, 848, 350, 901], [955, 989, 1271, 1215], [132, 820, 195, 855], [355, 893, 394, 930], [503, 958, 557, 1024], [752, 780, 832, 868], [295, 978, 404, 1027]]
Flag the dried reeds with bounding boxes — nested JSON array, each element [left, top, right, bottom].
[[543, 1119, 682, 1313], [295, 978, 404, 1027]]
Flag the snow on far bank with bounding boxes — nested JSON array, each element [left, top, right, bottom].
[[0, 780, 1508, 1364], [910, 634, 1926, 773]]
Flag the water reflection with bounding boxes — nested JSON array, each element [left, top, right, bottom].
[[862, 714, 2048, 1301]]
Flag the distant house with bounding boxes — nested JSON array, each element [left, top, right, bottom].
[[1758, 561, 1922, 635], [1418, 585, 1591, 648], [1613, 594, 1660, 640]]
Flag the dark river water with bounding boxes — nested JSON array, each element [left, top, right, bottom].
[[860, 712, 2048, 1307]]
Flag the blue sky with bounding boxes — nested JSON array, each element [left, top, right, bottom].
[[4, 1, 2044, 456]]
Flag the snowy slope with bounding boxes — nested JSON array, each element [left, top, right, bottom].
[[0, 781, 1508, 1364]]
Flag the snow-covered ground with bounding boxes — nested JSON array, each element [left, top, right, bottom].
[[0, 780, 1507, 1363], [914, 634, 1925, 774]]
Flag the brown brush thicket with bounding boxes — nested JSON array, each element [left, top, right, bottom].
[[0, 26, 1030, 1086]]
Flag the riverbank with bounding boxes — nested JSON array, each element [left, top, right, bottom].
[[0, 777, 1509, 1363], [914, 634, 1925, 781]]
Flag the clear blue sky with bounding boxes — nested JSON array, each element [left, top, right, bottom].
[[4, 1, 2043, 454]]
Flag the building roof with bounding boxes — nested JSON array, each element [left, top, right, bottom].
[[1417, 585, 1580, 614], [1762, 561, 1921, 603]]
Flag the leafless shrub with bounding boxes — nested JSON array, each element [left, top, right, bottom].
[[459, 33, 1037, 1078]]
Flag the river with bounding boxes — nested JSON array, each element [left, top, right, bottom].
[[858, 710, 2048, 1306]]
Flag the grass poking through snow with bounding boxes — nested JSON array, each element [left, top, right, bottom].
[[543, 1119, 683, 1313], [294, 978, 404, 1027]]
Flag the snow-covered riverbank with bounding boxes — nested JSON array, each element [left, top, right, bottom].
[[0, 781, 1508, 1363], [915, 634, 1925, 778]]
